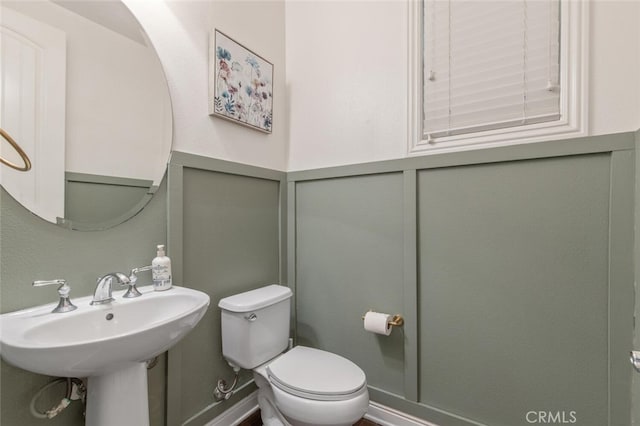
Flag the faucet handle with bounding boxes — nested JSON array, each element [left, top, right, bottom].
[[33, 279, 77, 313], [129, 265, 153, 282], [124, 265, 152, 298], [33, 278, 66, 287]]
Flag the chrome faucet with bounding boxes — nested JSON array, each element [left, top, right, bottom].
[[91, 272, 130, 305]]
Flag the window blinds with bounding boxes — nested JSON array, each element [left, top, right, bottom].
[[423, 0, 561, 139]]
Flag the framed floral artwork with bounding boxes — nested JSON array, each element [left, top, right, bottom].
[[209, 30, 273, 133]]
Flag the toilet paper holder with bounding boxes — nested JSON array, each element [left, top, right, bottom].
[[361, 312, 405, 327]]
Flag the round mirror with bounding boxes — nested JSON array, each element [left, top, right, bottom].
[[0, 0, 172, 230]]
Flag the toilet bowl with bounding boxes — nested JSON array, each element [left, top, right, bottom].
[[218, 285, 369, 426], [255, 346, 369, 426]]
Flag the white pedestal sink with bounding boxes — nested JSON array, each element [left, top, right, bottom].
[[0, 285, 210, 426]]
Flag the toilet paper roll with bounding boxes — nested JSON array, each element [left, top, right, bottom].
[[363, 312, 392, 336]]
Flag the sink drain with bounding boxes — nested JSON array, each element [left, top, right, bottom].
[[105, 313, 114, 321]]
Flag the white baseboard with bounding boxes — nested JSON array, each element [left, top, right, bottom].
[[365, 401, 438, 426], [205, 392, 259, 426], [205, 392, 438, 426]]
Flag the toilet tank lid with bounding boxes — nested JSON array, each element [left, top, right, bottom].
[[218, 284, 292, 312]]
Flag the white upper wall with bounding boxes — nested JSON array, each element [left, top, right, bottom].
[[286, 0, 408, 171], [126, 0, 288, 172], [286, 0, 640, 171], [589, 0, 640, 137], [121, 0, 638, 173]]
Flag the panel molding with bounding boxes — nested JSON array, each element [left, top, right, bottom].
[[366, 401, 438, 426], [166, 133, 634, 426], [202, 389, 258, 426], [183, 383, 256, 426], [167, 151, 285, 426], [608, 150, 635, 426], [169, 151, 285, 182], [369, 387, 486, 426], [167, 161, 184, 426], [287, 181, 297, 341], [403, 170, 419, 402], [288, 132, 635, 183], [288, 134, 635, 426]]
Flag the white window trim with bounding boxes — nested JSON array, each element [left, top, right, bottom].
[[408, 0, 589, 155]]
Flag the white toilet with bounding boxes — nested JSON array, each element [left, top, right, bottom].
[[219, 284, 369, 426]]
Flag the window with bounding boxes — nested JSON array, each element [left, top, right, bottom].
[[409, 0, 588, 154]]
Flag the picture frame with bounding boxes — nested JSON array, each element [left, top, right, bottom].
[[209, 30, 273, 134]]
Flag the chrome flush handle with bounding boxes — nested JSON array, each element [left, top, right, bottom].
[[244, 313, 257, 322]]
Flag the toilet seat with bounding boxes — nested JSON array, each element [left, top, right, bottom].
[[270, 383, 369, 426], [266, 346, 366, 401]]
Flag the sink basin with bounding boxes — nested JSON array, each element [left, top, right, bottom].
[[0, 285, 209, 377], [0, 285, 209, 426]]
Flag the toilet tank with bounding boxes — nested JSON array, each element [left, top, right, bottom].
[[218, 284, 292, 369]]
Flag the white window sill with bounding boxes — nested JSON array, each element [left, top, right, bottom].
[[409, 118, 587, 156]]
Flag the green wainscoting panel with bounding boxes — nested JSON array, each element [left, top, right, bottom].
[[295, 173, 406, 395], [166, 153, 284, 426], [418, 154, 612, 426], [288, 133, 635, 426]]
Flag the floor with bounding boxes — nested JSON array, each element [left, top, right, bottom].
[[239, 410, 380, 426], [353, 420, 380, 426]]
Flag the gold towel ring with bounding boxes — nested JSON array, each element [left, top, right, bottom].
[[0, 128, 32, 171]]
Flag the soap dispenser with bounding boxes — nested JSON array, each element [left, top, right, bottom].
[[152, 244, 172, 291]]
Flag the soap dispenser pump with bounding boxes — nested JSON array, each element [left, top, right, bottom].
[[152, 244, 172, 291]]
